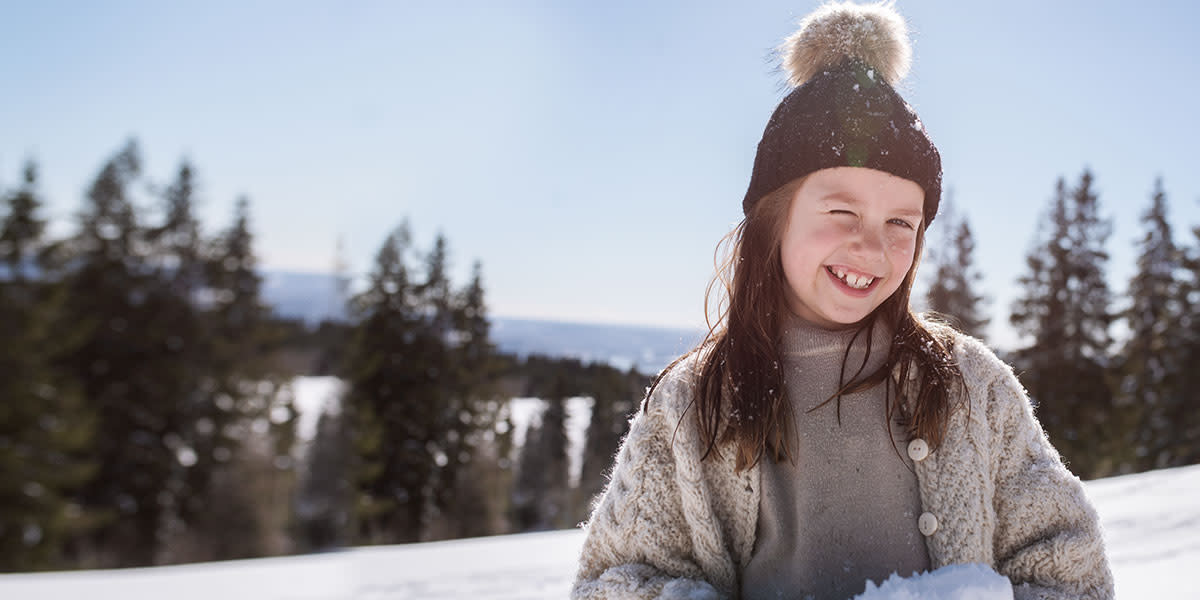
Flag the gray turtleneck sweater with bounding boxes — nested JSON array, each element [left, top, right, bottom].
[[741, 315, 930, 600]]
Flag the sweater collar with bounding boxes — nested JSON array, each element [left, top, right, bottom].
[[778, 311, 893, 372]]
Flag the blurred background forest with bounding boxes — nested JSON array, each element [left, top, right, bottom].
[[1, 139, 1199, 572]]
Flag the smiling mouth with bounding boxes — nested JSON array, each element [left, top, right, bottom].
[[826, 266, 877, 290]]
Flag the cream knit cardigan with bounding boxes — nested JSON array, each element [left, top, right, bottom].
[[572, 332, 1114, 599]]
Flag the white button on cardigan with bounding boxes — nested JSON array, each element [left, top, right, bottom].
[[918, 512, 939, 536], [907, 438, 930, 462]]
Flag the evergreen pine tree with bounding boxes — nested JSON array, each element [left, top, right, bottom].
[[57, 139, 181, 566], [344, 225, 501, 542], [539, 389, 571, 529], [1, 161, 45, 283], [1118, 179, 1188, 471], [1010, 171, 1116, 478], [512, 414, 546, 532], [197, 196, 292, 560], [426, 259, 504, 539], [1173, 210, 1200, 465], [148, 162, 206, 290], [344, 223, 428, 542], [140, 162, 218, 558], [294, 407, 353, 551], [491, 406, 517, 533], [0, 161, 97, 571], [925, 202, 989, 339], [413, 233, 456, 527], [455, 261, 493, 392], [206, 196, 270, 359], [513, 380, 570, 532]]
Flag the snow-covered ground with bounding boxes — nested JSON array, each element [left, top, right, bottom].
[[1, 463, 1196, 599], [291, 376, 345, 444], [1084, 463, 1199, 596]]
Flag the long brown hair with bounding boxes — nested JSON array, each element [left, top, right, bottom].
[[650, 177, 964, 472]]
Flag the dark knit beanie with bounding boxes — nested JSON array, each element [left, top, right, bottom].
[[742, 3, 942, 226]]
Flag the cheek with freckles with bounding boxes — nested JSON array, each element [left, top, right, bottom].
[[886, 224, 917, 253], [880, 231, 918, 294], [885, 219, 917, 251]]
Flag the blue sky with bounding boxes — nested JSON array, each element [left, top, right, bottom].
[[3, 1, 1198, 349]]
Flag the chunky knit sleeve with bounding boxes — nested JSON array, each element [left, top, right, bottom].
[[571, 366, 730, 600], [981, 350, 1115, 600]]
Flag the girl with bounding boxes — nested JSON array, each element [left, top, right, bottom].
[[571, 3, 1113, 600]]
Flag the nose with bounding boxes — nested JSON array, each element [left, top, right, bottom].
[[848, 223, 886, 264]]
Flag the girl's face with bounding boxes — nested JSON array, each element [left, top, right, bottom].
[[779, 167, 924, 329]]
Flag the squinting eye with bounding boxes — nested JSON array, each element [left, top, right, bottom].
[[889, 218, 915, 229]]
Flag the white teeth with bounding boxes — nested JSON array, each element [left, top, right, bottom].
[[829, 267, 874, 289]]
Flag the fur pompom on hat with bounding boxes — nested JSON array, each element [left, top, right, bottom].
[[742, 1, 942, 225], [781, 1, 911, 88]]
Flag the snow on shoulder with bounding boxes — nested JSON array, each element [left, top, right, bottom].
[[853, 563, 1012, 600]]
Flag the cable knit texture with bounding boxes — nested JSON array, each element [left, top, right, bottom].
[[572, 329, 1114, 599]]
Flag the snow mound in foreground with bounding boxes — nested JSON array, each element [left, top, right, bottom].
[[854, 563, 1012, 600]]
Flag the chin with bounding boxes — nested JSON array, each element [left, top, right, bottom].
[[832, 313, 871, 327], [824, 303, 883, 326]]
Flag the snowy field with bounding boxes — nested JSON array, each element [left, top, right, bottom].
[[0, 463, 1196, 599]]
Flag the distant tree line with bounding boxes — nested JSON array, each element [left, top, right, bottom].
[[294, 226, 650, 547], [927, 170, 1200, 478], [4, 141, 1199, 571], [0, 140, 652, 570]]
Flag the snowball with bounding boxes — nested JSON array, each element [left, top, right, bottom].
[[852, 564, 1013, 600], [660, 578, 721, 600]]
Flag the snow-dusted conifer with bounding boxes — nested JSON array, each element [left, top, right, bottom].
[[1010, 170, 1117, 478], [1118, 179, 1189, 471], [925, 198, 989, 340]]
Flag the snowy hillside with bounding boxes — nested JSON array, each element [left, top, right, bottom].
[[1, 463, 1196, 599]]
